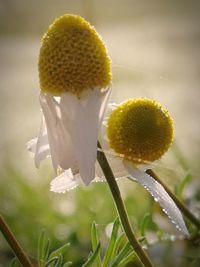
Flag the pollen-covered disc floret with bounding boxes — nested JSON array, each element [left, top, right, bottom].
[[39, 14, 112, 96], [107, 99, 174, 164]]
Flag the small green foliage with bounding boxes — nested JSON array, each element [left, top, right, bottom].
[[49, 243, 70, 260], [116, 252, 136, 267], [82, 243, 101, 267], [63, 263, 73, 267], [109, 242, 132, 267], [139, 213, 151, 237], [38, 230, 50, 267], [111, 233, 126, 259], [37, 230, 71, 267], [83, 218, 135, 267], [102, 217, 120, 267], [91, 221, 101, 266]]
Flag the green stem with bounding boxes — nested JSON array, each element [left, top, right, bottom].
[[146, 169, 200, 230], [97, 142, 155, 267], [0, 215, 34, 267]]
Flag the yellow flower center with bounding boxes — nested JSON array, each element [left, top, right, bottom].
[[107, 98, 174, 164], [39, 14, 112, 96]]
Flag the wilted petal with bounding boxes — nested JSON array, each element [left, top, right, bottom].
[[124, 160, 189, 237], [99, 88, 112, 126], [60, 89, 106, 185], [40, 93, 76, 171], [50, 169, 82, 193], [27, 138, 37, 155], [27, 116, 50, 167], [35, 116, 50, 167]]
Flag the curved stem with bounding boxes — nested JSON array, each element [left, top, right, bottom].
[[97, 142, 155, 267], [0, 215, 34, 267], [146, 169, 200, 230]]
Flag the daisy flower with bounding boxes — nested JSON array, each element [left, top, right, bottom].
[[28, 14, 112, 187], [105, 98, 189, 237]]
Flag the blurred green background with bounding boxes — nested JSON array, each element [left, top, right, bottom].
[[0, 0, 200, 266]]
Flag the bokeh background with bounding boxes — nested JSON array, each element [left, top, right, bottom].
[[0, 0, 200, 266]]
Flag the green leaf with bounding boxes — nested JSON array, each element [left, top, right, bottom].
[[38, 230, 49, 267], [63, 262, 73, 267], [54, 254, 63, 267], [44, 257, 59, 267], [116, 252, 136, 267], [111, 233, 126, 259], [44, 239, 50, 262], [139, 213, 150, 237], [103, 217, 120, 267], [175, 173, 192, 200], [91, 221, 101, 266], [49, 243, 70, 260], [109, 242, 132, 267], [82, 243, 101, 267]]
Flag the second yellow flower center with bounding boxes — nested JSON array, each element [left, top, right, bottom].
[[107, 99, 174, 164], [39, 14, 112, 96]]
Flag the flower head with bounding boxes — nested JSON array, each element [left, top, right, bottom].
[[28, 14, 112, 188], [105, 98, 188, 237], [107, 98, 174, 164], [39, 14, 112, 96]]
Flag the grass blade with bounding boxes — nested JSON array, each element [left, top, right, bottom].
[[109, 242, 132, 267], [63, 262, 73, 267], [139, 213, 150, 237], [91, 222, 101, 266], [111, 233, 126, 259], [103, 217, 120, 267], [116, 252, 136, 267], [49, 243, 70, 260], [54, 254, 63, 267], [82, 243, 101, 267], [38, 230, 49, 267], [44, 257, 59, 267], [44, 239, 50, 262]]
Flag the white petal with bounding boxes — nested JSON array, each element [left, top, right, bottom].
[[124, 160, 189, 237], [27, 116, 50, 166], [27, 138, 37, 155], [50, 169, 82, 193], [60, 89, 107, 185], [39, 93, 60, 169], [34, 116, 50, 167], [98, 88, 112, 126], [40, 93, 76, 171]]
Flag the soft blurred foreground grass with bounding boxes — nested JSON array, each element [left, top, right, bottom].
[[0, 155, 200, 266]]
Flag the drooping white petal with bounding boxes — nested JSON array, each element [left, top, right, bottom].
[[124, 160, 189, 237], [50, 169, 82, 193], [39, 93, 60, 169], [27, 138, 37, 155], [99, 88, 112, 126], [40, 93, 77, 171], [60, 89, 108, 185], [27, 116, 50, 166], [34, 116, 50, 167]]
